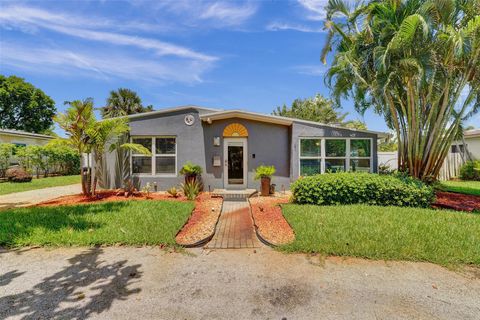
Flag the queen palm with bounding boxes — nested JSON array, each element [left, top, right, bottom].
[[322, 0, 480, 181], [101, 88, 153, 119]]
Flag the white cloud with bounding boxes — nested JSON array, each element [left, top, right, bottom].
[[297, 0, 330, 21], [0, 5, 215, 62], [292, 65, 327, 76], [0, 42, 212, 84], [158, 1, 258, 27], [266, 22, 325, 33]]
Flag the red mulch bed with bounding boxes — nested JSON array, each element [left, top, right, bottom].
[[37, 190, 189, 207], [249, 194, 295, 245], [433, 191, 480, 212], [175, 194, 223, 246]]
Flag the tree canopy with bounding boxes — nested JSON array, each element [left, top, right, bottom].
[[0, 75, 56, 133], [322, 0, 480, 181], [100, 88, 153, 118]]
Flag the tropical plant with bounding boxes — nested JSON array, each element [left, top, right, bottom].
[[101, 88, 153, 118], [0, 143, 15, 177], [179, 162, 203, 176], [181, 180, 202, 200], [167, 186, 179, 198], [322, 0, 480, 182], [459, 160, 480, 181], [254, 165, 276, 180], [55, 98, 151, 197], [273, 94, 347, 124], [0, 75, 56, 133]]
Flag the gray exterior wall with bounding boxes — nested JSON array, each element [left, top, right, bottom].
[[202, 118, 291, 191], [103, 107, 378, 191], [291, 122, 378, 178]]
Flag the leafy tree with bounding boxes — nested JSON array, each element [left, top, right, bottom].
[[100, 88, 154, 119], [55, 98, 150, 196], [322, 0, 480, 181], [343, 120, 367, 130], [0, 143, 15, 177], [273, 94, 347, 124], [0, 75, 56, 133]]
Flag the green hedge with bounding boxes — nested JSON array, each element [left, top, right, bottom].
[[291, 172, 434, 208], [459, 160, 480, 181]]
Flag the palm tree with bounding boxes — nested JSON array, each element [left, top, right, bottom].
[[322, 0, 480, 181], [56, 98, 151, 196], [101, 88, 153, 118]]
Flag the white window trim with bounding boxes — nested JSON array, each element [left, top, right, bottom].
[[299, 137, 373, 176], [130, 136, 177, 177]]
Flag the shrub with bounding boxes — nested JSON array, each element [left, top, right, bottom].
[[291, 172, 434, 208], [254, 165, 276, 180], [459, 160, 480, 181], [179, 162, 203, 176], [167, 186, 179, 198], [0, 143, 15, 177], [181, 180, 202, 200], [5, 167, 32, 183]]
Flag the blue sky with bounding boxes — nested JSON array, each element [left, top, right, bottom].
[[2, 0, 474, 135]]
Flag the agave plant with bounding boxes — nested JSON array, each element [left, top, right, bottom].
[[322, 0, 480, 181]]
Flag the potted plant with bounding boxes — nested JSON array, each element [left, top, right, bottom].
[[179, 161, 203, 184], [255, 165, 276, 196]]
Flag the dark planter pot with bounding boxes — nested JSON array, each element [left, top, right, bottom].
[[184, 174, 197, 184], [260, 177, 271, 196]]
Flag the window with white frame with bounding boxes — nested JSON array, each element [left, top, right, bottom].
[[299, 138, 322, 176], [299, 137, 372, 176], [131, 136, 177, 175], [350, 139, 371, 172]]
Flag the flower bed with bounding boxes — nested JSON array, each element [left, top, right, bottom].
[[175, 194, 223, 246], [433, 191, 480, 212], [37, 190, 188, 207], [249, 194, 295, 246]]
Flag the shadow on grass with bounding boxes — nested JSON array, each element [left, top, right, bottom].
[[0, 247, 142, 319], [0, 202, 130, 247]]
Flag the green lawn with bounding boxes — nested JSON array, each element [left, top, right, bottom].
[[0, 200, 194, 247], [281, 204, 480, 266], [0, 175, 80, 196], [438, 180, 480, 196]]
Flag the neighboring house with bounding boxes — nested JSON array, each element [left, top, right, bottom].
[[0, 129, 54, 165], [102, 105, 385, 190], [452, 129, 480, 160], [0, 128, 54, 147]]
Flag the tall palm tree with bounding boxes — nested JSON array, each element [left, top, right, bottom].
[[101, 88, 153, 119], [322, 0, 480, 181]]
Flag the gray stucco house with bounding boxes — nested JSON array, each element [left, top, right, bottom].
[[102, 105, 385, 191]]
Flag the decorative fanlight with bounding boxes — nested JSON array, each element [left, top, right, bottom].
[[223, 123, 248, 137]]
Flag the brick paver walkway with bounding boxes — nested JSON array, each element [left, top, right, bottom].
[[206, 201, 260, 249]]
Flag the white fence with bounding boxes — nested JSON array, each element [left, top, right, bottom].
[[377, 151, 465, 181]]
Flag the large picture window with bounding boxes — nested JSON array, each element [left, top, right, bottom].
[[131, 136, 177, 176], [299, 137, 372, 176]]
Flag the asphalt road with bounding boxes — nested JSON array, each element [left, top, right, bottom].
[[1, 246, 479, 320]]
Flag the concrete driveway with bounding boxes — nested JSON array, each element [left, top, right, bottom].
[[0, 184, 81, 210], [1, 247, 479, 320]]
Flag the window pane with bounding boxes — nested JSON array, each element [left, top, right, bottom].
[[156, 138, 176, 154], [351, 139, 371, 157], [300, 139, 321, 157], [156, 156, 175, 174], [300, 159, 321, 176], [325, 139, 346, 157], [325, 159, 345, 172], [132, 156, 151, 174], [350, 159, 371, 172], [132, 138, 152, 154]]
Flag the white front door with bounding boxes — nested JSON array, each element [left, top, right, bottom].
[[223, 138, 247, 189]]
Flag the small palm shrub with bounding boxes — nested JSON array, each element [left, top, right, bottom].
[[181, 180, 202, 200], [167, 186, 179, 198], [254, 165, 276, 180], [459, 161, 480, 181], [291, 172, 434, 208], [179, 162, 202, 176]]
